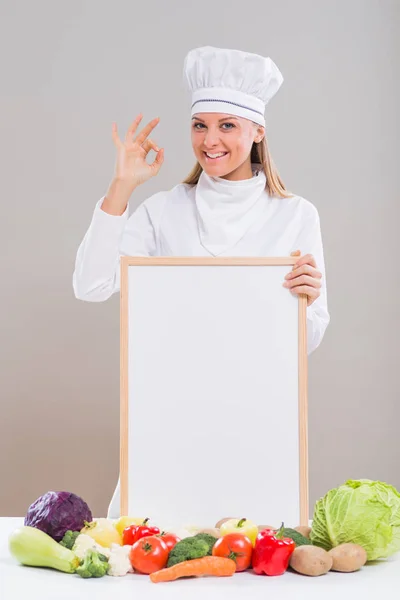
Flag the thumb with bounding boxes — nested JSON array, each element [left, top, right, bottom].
[[150, 148, 164, 175], [290, 250, 301, 256]]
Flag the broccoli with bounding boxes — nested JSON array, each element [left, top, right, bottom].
[[59, 530, 80, 550], [167, 537, 209, 567], [76, 549, 109, 578], [281, 528, 312, 547], [192, 533, 218, 555]]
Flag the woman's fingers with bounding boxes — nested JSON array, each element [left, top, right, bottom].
[[293, 253, 317, 269], [140, 137, 164, 173], [124, 114, 144, 144], [135, 117, 160, 146], [141, 138, 160, 155], [289, 285, 321, 306], [285, 263, 322, 280], [284, 274, 322, 289], [112, 122, 123, 149], [286, 252, 321, 306], [149, 148, 164, 173]]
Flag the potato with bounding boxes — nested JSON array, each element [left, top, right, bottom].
[[215, 517, 238, 529], [289, 545, 333, 577], [197, 528, 220, 538], [294, 526, 312, 539], [328, 543, 367, 572], [257, 525, 276, 532]]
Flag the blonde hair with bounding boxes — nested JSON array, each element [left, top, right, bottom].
[[182, 133, 294, 199]]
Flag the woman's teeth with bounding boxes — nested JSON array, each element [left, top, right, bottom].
[[204, 152, 228, 160]]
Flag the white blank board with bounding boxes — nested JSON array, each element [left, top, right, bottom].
[[121, 258, 308, 529]]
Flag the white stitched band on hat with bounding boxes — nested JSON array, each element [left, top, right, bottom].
[[191, 87, 266, 126]]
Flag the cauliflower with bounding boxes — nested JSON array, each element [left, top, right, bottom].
[[107, 543, 133, 577], [72, 534, 111, 560], [163, 525, 195, 539]]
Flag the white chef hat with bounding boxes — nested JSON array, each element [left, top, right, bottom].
[[183, 46, 283, 127]]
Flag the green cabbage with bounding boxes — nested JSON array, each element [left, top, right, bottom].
[[310, 479, 400, 561]]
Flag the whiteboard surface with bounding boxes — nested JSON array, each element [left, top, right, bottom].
[[126, 264, 301, 528]]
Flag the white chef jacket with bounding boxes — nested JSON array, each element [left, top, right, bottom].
[[73, 182, 330, 350], [73, 181, 330, 519]]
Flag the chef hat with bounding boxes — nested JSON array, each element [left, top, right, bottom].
[[183, 46, 283, 127]]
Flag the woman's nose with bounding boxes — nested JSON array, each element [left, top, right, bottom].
[[204, 128, 220, 147]]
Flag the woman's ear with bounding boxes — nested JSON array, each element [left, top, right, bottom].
[[254, 124, 265, 144]]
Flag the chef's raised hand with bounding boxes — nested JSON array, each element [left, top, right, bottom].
[[283, 250, 322, 307], [111, 114, 164, 190]]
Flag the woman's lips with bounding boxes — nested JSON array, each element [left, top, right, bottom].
[[203, 151, 229, 162]]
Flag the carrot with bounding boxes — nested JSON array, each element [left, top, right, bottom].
[[150, 556, 236, 583]]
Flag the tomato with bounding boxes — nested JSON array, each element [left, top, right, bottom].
[[212, 533, 253, 572], [220, 518, 258, 546], [129, 535, 169, 574], [158, 532, 181, 552]]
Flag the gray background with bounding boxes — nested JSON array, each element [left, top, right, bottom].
[[1, 0, 398, 518]]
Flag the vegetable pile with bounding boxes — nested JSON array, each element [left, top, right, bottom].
[[8, 479, 400, 583]]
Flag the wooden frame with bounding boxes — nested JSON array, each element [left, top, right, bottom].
[[120, 257, 309, 525]]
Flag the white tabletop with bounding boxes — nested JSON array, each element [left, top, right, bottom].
[[1, 518, 399, 599]]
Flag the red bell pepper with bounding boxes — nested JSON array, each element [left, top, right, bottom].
[[252, 522, 295, 576], [122, 518, 160, 545]]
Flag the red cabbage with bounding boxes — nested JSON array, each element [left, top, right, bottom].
[[24, 491, 92, 541]]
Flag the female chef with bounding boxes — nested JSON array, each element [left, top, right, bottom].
[[73, 47, 330, 518]]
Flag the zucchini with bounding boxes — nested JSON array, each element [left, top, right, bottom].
[[9, 526, 80, 573]]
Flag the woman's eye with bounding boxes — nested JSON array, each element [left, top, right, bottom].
[[193, 123, 235, 130]]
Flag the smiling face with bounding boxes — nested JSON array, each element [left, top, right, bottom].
[[191, 113, 265, 181]]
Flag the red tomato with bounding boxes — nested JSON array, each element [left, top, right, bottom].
[[158, 532, 181, 552], [212, 533, 253, 572], [129, 535, 169, 574]]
